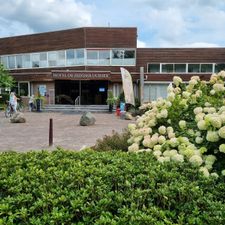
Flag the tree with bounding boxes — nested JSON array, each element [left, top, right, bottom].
[[0, 64, 15, 89]]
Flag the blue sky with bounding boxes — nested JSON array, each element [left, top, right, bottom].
[[1, 0, 225, 47]]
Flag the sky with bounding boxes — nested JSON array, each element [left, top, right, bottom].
[[0, 0, 225, 48]]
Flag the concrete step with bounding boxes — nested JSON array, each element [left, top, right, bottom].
[[42, 104, 111, 113]]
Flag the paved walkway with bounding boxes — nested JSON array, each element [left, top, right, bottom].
[[0, 111, 133, 152]]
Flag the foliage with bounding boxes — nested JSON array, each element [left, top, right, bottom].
[[127, 71, 225, 176], [0, 149, 225, 224], [0, 64, 15, 88], [93, 129, 130, 152], [106, 90, 117, 105]]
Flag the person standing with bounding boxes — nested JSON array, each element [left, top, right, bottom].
[[29, 95, 35, 112]]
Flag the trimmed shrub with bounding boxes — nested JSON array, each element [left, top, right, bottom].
[[0, 150, 225, 224], [93, 129, 130, 152]]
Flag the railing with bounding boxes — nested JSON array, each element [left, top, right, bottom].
[[74, 96, 80, 106]]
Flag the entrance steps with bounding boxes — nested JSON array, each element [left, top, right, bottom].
[[43, 104, 110, 113]]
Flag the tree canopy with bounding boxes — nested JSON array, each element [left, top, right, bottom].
[[0, 64, 15, 89]]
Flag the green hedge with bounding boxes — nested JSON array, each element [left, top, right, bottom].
[[0, 150, 225, 224]]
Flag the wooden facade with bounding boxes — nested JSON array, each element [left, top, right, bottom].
[[0, 27, 225, 104]]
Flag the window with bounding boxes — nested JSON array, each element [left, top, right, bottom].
[[148, 64, 160, 73], [162, 64, 173, 73], [39, 52, 47, 67], [48, 51, 57, 67], [215, 63, 225, 73], [66, 49, 75, 66], [99, 50, 110, 65], [75, 49, 84, 65], [87, 50, 98, 65], [201, 64, 213, 73], [16, 55, 23, 68], [31, 53, 40, 68], [8, 56, 16, 69], [144, 83, 168, 102], [188, 64, 200, 73], [111, 49, 135, 65], [57, 50, 65, 66], [174, 64, 186, 73], [18, 82, 29, 96], [23, 54, 31, 68], [1, 56, 8, 68]]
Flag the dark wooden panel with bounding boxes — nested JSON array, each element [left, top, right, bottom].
[[85, 27, 137, 48], [0, 27, 137, 55], [0, 28, 85, 54], [136, 48, 225, 72]]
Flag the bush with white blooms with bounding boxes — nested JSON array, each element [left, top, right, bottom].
[[127, 71, 225, 177]]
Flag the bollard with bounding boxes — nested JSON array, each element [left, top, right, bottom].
[[49, 118, 53, 146]]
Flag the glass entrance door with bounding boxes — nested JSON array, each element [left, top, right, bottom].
[[55, 80, 108, 105]]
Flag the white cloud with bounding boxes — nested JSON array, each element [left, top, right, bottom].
[[0, 0, 93, 36], [137, 39, 147, 48]]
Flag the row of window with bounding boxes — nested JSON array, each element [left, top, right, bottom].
[[0, 49, 136, 70], [148, 63, 225, 73]]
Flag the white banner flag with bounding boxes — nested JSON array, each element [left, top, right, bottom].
[[120, 67, 135, 105]]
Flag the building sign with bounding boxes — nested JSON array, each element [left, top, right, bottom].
[[52, 70, 111, 80]]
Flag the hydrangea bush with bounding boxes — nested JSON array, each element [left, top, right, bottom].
[[127, 71, 225, 177]]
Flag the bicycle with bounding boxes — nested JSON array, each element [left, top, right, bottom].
[[5, 100, 25, 117], [5, 101, 15, 118]]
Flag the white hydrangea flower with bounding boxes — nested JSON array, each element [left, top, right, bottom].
[[165, 101, 172, 108], [191, 76, 200, 81], [169, 138, 179, 147], [206, 131, 219, 142], [158, 135, 166, 144], [204, 155, 216, 165], [197, 120, 207, 130], [195, 90, 202, 98], [178, 136, 190, 145], [173, 76, 183, 87], [153, 150, 162, 158], [169, 149, 178, 157], [199, 167, 210, 177], [221, 170, 225, 176], [157, 126, 165, 135], [195, 136, 203, 144], [163, 150, 171, 157], [195, 113, 205, 122], [153, 145, 162, 151], [128, 143, 139, 152], [218, 70, 225, 78], [204, 102, 211, 107], [209, 116, 222, 128], [182, 91, 191, 99], [171, 154, 184, 163], [167, 126, 174, 133], [160, 109, 168, 118], [219, 144, 225, 153], [168, 132, 175, 139], [167, 92, 175, 102], [189, 79, 198, 86], [128, 123, 136, 131], [194, 107, 203, 115], [143, 138, 151, 148], [218, 126, 225, 139], [134, 136, 143, 144], [213, 83, 225, 92], [179, 120, 186, 129], [210, 89, 216, 95], [189, 155, 203, 166], [211, 172, 219, 179]]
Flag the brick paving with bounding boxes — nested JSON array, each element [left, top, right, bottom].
[[0, 111, 133, 152]]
